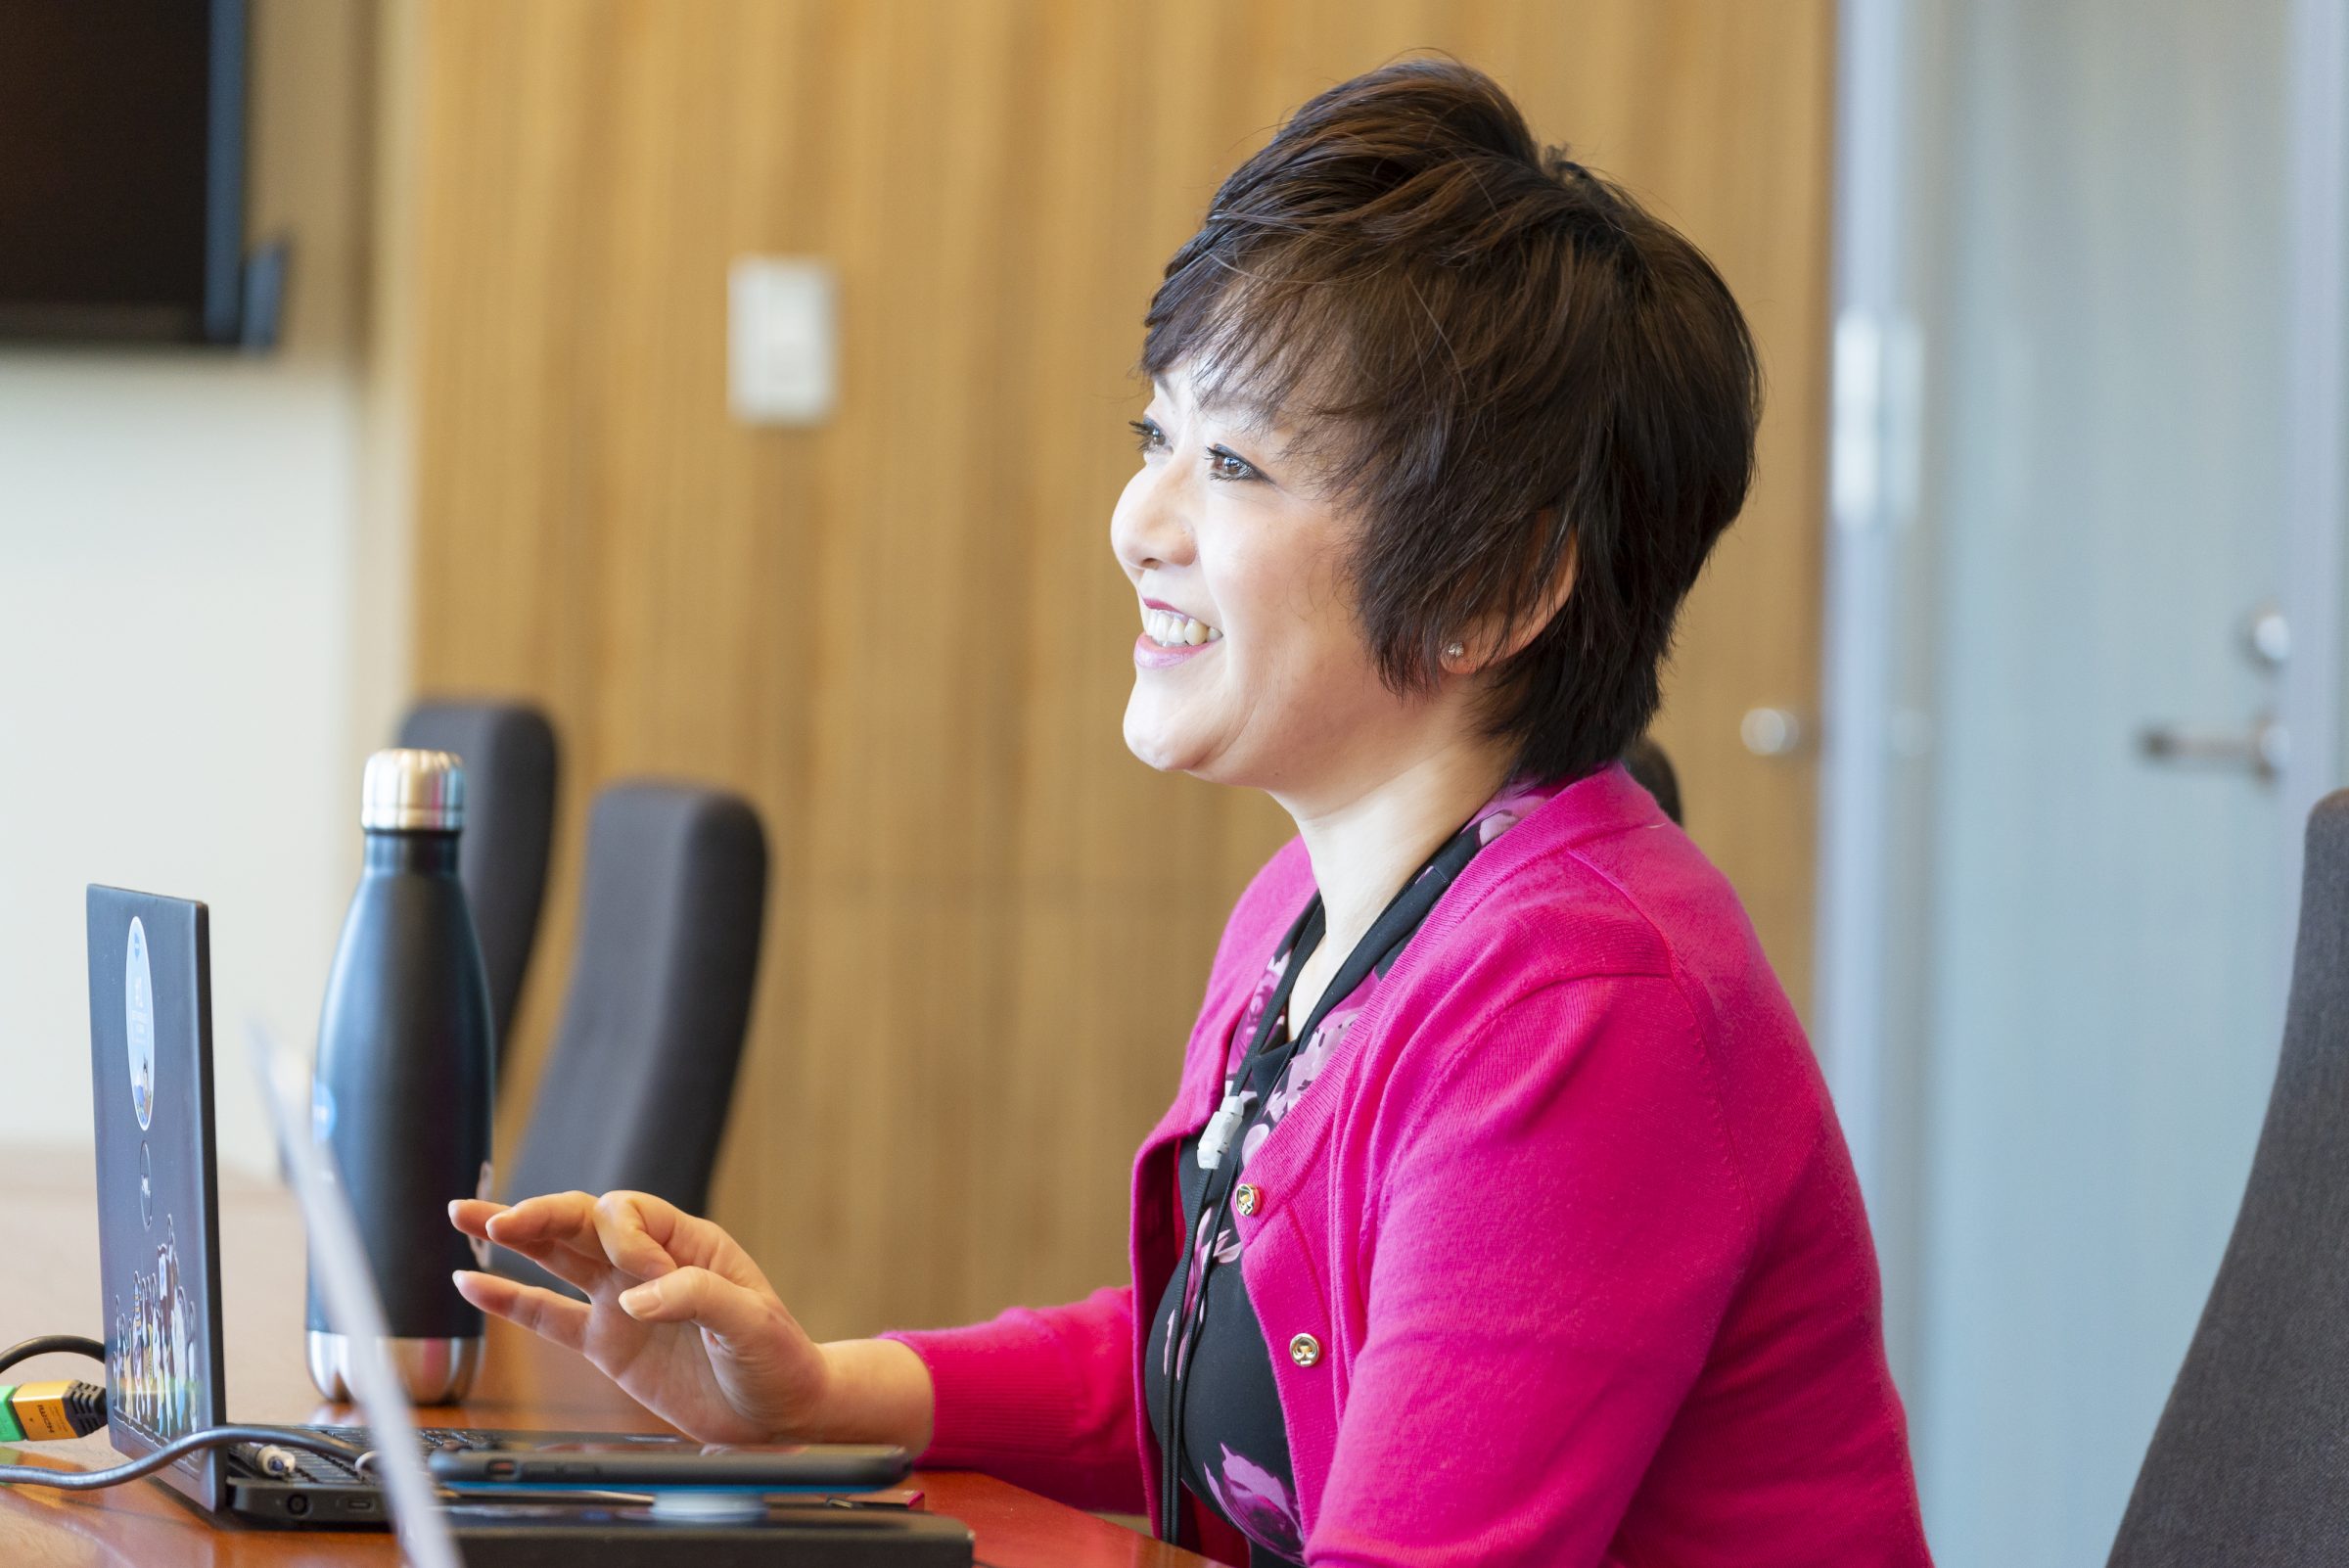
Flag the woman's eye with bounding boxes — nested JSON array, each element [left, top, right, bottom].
[[1128, 418, 1167, 454], [1205, 445, 1262, 483]]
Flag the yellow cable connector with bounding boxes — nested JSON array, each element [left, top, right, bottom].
[[0, 1381, 107, 1443]]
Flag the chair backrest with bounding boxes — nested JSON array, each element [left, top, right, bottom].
[[2108, 789, 2349, 1565], [505, 781, 768, 1221], [396, 700, 558, 1076], [1622, 736, 1684, 826]]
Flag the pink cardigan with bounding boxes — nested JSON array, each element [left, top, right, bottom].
[[886, 765, 1930, 1565]]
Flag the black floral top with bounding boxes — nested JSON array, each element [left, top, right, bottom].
[[1142, 776, 1566, 1564]]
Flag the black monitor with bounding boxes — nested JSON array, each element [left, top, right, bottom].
[[0, 1, 254, 345]]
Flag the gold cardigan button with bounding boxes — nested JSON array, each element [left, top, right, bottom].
[[1235, 1183, 1261, 1216], [1288, 1333, 1321, 1368]]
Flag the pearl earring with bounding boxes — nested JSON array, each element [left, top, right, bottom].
[[1445, 642, 1465, 661]]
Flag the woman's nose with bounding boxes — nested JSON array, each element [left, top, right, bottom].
[[1111, 461, 1197, 576]]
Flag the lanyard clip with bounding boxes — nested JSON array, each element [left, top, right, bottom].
[[1197, 1092, 1248, 1170]]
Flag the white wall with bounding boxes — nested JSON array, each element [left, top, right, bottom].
[[0, 358, 370, 1172], [0, 0, 402, 1174]]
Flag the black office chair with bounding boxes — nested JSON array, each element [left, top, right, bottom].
[[2107, 789, 2349, 1565], [397, 700, 559, 1077], [494, 782, 768, 1294], [1623, 735, 1684, 826]]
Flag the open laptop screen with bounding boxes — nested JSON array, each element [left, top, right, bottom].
[[85, 886, 229, 1512], [251, 1021, 459, 1568]]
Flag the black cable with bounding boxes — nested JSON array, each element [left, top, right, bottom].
[[0, 1423, 368, 1491], [0, 1336, 104, 1376]]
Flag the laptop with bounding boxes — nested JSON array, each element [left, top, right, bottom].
[[85, 884, 690, 1528]]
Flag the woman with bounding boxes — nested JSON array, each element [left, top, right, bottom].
[[450, 60, 1930, 1567]]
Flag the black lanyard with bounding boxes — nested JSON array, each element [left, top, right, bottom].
[[1156, 817, 1489, 1545]]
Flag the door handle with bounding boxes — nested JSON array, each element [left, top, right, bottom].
[[2136, 714, 2288, 781]]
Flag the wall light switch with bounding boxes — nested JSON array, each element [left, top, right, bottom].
[[728, 256, 837, 426]]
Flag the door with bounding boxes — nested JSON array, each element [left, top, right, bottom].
[[1824, 0, 2348, 1563]]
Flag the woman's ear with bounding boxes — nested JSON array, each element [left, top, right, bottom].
[[1441, 520, 1577, 674]]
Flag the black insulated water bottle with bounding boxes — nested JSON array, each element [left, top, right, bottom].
[[306, 748, 495, 1402]]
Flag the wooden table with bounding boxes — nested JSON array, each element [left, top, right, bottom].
[[0, 1151, 1211, 1567]]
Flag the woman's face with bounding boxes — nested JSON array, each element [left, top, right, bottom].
[[1111, 362, 1452, 800]]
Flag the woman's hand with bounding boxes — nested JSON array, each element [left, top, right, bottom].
[[448, 1190, 892, 1446]]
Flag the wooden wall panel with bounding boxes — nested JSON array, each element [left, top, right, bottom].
[[406, 0, 1831, 1338]]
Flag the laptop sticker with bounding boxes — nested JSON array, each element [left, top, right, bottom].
[[126, 916, 155, 1131]]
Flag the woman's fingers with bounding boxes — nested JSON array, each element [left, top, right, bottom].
[[447, 1197, 506, 1241], [478, 1230, 617, 1294], [455, 1189, 760, 1301], [452, 1269, 592, 1352], [603, 1190, 775, 1294], [616, 1266, 783, 1344], [478, 1190, 605, 1252], [587, 1192, 690, 1282], [484, 1191, 639, 1268], [460, 1192, 634, 1292]]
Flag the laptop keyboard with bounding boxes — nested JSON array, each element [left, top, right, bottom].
[[237, 1425, 503, 1486]]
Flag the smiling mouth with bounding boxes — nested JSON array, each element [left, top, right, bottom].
[[1142, 607, 1222, 648]]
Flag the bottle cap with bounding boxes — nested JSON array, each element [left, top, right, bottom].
[[359, 749, 466, 833]]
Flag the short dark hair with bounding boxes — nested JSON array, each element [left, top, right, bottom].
[[1141, 58, 1761, 785]]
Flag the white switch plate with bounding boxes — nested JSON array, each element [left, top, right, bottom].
[[728, 256, 837, 426]]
